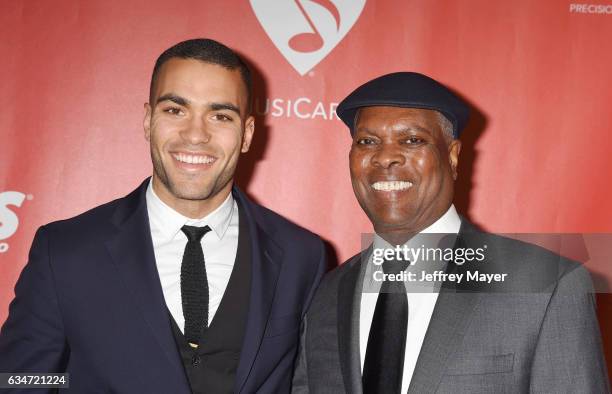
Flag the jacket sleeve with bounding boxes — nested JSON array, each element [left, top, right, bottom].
[[529, 264, 610, 393], [292, 238, 326, 393], [291, 317, 310, 394], [0, 226, 69, 392], [302, 238, 326, 318]]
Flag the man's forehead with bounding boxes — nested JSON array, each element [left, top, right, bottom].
[[156, 59, 239, 87], [152, 59, 246, 107]]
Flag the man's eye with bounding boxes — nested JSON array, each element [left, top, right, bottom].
[[356, 138, 376, 145], [213, 113, 233, 122], [406, 137, 424, 144], [164, 107, 183, 115]]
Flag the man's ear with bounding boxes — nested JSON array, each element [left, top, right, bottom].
[[143, 103, 152, 142], [241, 116, 255, 153], [448, 139, 462, 180]]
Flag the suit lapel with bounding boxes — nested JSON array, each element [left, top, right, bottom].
[[104, 180, 189, 391], [338, 249, 369, 394], [233, 188, 283, 393], [407, 291, 479, 393], [407, 221, 481, 394]]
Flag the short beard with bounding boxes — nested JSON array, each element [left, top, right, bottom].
[[150, 147, 233, 202]]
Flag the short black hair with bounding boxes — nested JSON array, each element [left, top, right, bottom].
[[149, 38, 252, 112]]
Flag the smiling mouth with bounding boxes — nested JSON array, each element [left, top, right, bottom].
[[172, 153, 216, 165], [371, 181, 413, 191]]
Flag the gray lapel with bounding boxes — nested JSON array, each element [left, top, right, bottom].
[[338, 248, 370, 394], [407, 290, 479, 393]]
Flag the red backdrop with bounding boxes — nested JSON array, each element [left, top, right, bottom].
[[1, 0, 611, 380]]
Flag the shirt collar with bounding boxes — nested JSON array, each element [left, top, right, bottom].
[[367, 205, 461, 291], [146, 179, 235, 242]]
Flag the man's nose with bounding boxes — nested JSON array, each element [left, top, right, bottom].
[[181, 115, 211, 144], [372, 144, 405, 168]]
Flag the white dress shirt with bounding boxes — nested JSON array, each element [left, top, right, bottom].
[[359, 205, 462, 393], [146, 181, 239, 333]]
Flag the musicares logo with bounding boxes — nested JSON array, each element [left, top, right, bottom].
[[250, 0, 366, 75], [0, 191, 31, 253]]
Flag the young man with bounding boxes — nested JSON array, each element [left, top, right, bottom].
[[0, 38, 326, 394]]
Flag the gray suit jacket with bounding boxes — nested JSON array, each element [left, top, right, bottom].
[[292, 220, 610, 393]]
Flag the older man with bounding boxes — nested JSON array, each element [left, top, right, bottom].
[[0, 38, 326, 393], [292, 72, 609, 393]]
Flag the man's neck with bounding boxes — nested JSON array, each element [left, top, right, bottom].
[[374, 204, 461, 246], [151, 177, 232, 219]]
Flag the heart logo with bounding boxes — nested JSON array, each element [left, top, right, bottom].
[[250, 0, 366, 75]]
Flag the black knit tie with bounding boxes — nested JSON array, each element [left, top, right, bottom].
[[362, 258, 410, 394], [180, 225, 211, 349]]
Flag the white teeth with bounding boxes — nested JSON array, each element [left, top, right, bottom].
[[173, 154, 215, 164], [371, 181, 413, 191]]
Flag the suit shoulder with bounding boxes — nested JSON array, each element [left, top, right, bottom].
[[482, 233, 579, 270], [306, 251, 364, 319], [39, 188, 140, 249], [244, 199, 327, 285], [330, 251, 363, 275], [42, 181, 146, 236], [248, 201, 322, 245], [462, 230, 588, 292], [43, 197, 122, 234], [317, 251, 363, 288]]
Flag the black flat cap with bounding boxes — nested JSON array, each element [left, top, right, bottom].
[[336, 72, 470, 138]]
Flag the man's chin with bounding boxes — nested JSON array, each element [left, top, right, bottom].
[[169, 187, 215, 201], [371, 214, 421, 234], [156, 171, 232, 203], [163, 177, 215, 200]]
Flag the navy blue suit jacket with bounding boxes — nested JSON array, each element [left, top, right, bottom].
[[0, 180, 326, 393]]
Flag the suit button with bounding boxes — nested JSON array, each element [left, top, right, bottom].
[[191, 354, 201, 367]]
